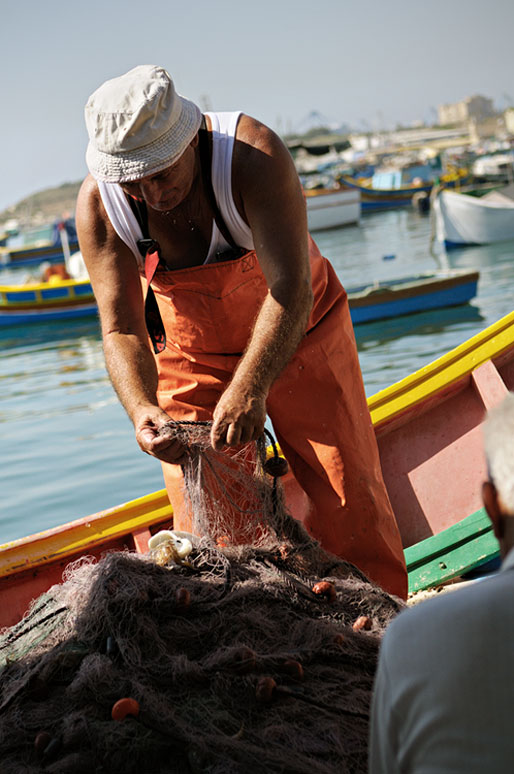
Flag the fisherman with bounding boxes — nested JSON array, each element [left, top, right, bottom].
[[76, 65, 407, 598], [369, 391, 514, 771]]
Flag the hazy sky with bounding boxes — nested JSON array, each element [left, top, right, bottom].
[[2, 0, 513, 213]]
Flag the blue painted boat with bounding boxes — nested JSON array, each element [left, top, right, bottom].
[[0, 219, 79, 268], [339, 169, 467, 213], [347, 269, 479, 324], [0, 278, 96, 325], [0, 269, 479, 327]]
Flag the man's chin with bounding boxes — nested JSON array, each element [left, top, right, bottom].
[[150, 201, 177, 213]]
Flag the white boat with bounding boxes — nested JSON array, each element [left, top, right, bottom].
[[434, 184, 514, 248], [305, 186, 360, 231]]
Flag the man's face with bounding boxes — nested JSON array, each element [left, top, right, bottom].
[[120, 139, 197, 212]]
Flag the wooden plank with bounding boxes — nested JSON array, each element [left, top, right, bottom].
[[407, 531, 499, 593], [405, 507, 500, 592], [405, 508, 493, 569], [471, 359, 509, 410]]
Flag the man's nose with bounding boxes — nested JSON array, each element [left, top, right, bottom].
[[140, 179, 162, 203]]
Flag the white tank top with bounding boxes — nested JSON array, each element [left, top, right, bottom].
[[96, 111, 254, 266]]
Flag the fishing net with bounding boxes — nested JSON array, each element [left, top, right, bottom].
[[0, 424, 403, 773]]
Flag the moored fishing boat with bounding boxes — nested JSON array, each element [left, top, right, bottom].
[[0, 268, 478, 327], [339, 174, 432, 212], [434, 183, 514, 248], [347, 269, 478, 324], [304, 186, 360, 231], [339, 167, 468, 213], [0, 276, 96, 325], [2, 310, 513, 627], [0, 219, 79, 268]]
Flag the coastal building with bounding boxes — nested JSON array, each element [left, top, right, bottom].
[[438, 95, 495, 127], [505, 108, 514, 136]]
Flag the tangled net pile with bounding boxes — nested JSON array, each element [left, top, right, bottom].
[[0, 425, 403, 773]]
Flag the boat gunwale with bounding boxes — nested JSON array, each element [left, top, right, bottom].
[[369, 311, 514, 432]]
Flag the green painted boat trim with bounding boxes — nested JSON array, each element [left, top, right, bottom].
[[405, 507, 500, 593]]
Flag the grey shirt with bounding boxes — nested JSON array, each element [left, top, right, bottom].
[[369, 548, 514, 773]]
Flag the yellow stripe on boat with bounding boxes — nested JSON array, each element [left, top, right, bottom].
[[0, 489, 171, 577], [368, 311, 514, 429]]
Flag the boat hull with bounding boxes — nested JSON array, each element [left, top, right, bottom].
[[0, 279, 97, 325], [0, 240, 80, 268], [339, 175, 432, 211], [347, 270, 478, 324], [305, 187, 360, 230], [435, 188, 514, 248]]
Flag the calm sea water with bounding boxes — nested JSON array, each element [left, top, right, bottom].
[[1, 209, 513, 543]]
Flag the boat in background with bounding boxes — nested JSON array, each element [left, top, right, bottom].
[[434, 183, 514, 248], [305, 185, 360, 230], [339, 164, 468, 213], [0, 267, 478, 327], [347, 269, 478, 324], [1, 310, 513, 626], [0, 273, 96, 325], [0, 218, 79, 268]]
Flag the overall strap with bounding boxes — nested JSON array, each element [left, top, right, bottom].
[[127, 195, 166, 354]]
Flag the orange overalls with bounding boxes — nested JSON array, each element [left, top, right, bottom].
[[144, 236, 408, 599]]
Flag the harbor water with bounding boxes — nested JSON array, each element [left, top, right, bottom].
[[1, 208, 513, 544]]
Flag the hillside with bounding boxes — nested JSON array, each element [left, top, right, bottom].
[[0, 181, 82, 227]]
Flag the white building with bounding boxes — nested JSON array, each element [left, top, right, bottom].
[[438, 95, 495, 126]]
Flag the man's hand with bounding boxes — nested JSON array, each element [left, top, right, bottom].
[[211, 384, 267, 450], [135, 409, 188, 464]]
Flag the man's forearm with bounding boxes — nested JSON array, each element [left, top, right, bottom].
[[103, 332, 160, 424], [231, 280, 313, 396]]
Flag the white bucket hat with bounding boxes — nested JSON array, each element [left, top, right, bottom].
[[85, 65, 202, 183]]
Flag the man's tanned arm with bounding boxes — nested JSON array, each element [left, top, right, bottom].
[[76, 176, 187, 463]]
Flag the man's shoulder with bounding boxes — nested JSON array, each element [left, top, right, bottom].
[[76, 175, 112, 240], [232, 114, 297, 195], [77, 174, 100, 207], [234, 114, 283, 157]]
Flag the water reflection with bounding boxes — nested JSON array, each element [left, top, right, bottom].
[[0, 317, 101, 352], [354, 303, 484, 350], [445, 241, 514, 270]]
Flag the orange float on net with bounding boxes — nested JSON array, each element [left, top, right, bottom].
[[111, 697, 140, 721]]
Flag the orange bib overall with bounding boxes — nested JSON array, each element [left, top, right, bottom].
[[146, 237, 407, 598]]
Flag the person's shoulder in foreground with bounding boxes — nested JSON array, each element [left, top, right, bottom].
[[369, 391, 514, 774]]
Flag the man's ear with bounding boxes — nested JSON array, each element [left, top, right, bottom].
[[482, 480, 505, 540]]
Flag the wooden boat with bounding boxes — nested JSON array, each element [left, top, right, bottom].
[[339, 169, 467, 213], [304, 186, 360, 231], [0, 220, 79, 268], [2, 311, 513, 627], [434, 184, 514, 248], [0, 269, 478, 328], [339, 174, 432, 212], [347, 269, 479, 324], [0, 276, 96, 325], [0, 239, 81, 268]]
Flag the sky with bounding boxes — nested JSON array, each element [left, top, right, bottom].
[[1, 0, 513, 213]]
